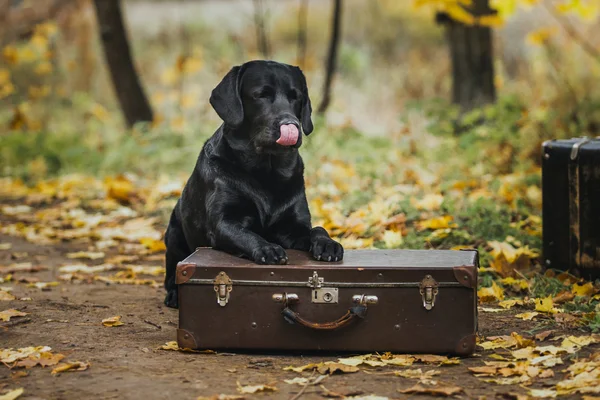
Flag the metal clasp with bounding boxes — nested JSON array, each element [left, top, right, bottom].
[[213, 271, 232, 307], [307, 271, 338, 304], [308, 271, 324, 289], [272, 293, 299, 305], [352, 294, 379, 305], [419, 275, 439, 311]]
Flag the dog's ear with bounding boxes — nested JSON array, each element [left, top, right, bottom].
[[295, 67, 313, 135], [210, 65, 244, 127]]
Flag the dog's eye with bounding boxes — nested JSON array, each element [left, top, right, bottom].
[[288, 90, 299, 100], [253, 87, 274, 100]]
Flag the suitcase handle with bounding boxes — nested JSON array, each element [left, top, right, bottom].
[[277, 294, 375, 331]]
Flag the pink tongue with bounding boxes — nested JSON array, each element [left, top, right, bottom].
[[276, 124, 299, 146]]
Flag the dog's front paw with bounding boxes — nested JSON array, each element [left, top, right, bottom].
[[311, 237, 343, 262], [252, 244, 288, 265]]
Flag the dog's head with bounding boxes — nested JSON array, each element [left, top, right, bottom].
[[210, 60, 313, 153]]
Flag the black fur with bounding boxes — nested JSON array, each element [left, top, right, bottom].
[[163, 60, 343, 308]]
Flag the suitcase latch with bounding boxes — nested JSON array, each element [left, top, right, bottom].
[[213, 271, 232, 307], [308, 271, 338, 304], [419, 275, 439, 311]]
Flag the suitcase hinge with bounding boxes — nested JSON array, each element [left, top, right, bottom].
[[419, 275, 439, 311], [213, 271, 232, 307]]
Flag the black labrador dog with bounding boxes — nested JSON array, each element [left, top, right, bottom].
[[163, 60, 344, 308]]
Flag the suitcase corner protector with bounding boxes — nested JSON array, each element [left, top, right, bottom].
[[452, 265, 477, 289], [177, 328, 198, 349], [455, 333, 476, 356], [176, 263, 196, 284]]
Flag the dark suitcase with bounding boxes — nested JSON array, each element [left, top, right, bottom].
[[176, 248, 478, 355], [542, 137, 600, 279]]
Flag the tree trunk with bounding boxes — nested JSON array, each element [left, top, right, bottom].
[[296, 0, 308, 68], [93, 0, 153, 128], [442, 0, 496, 111], [317, 0, 342, 114], [252, 0, 271, 59]]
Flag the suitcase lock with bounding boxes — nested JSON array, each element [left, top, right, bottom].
[[308, 271, 339, 304], [213, 271, 232, 307], [419, 275, 439, 311]]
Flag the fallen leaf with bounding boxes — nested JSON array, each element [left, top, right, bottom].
[[140, 237, 166, 252], [236, 382, 277, 394], [394, 369, 440, 379], [529, 388, 557, 398], [27, 281, 59, 289], [284, 375, 327, 386], [51, 361, 89, 375], [530, 355, 563, 367], [468, 366, 499, 376], [16, 352, 65, 368], [0, 289, 15, 301], [158, 341, 215, 354], [66, 251, 105, 260], [196, 395, 245, 400], [553, 290, 575, 304], [284, 363, 321, 373], [0, 388, 24, 400], [535, 330, 555, 341], [478, 282, 505, 302], [59, 264, 115, 274], [572, 282, 596, 297], [515, 311, 539, 320], [535, 297, 557, 313], [499, 299, 524, 309], [0, 309, 27, 322], [399, 382, 463, 396], [102, 316, 124, 327], [481, 307, 507, 313], [160, 341, 179, 351], [318, 362, 360, 375], [483, 375, 530, 385], [0, 346, 51, 363], [413, 355, 460, 365], [0, 243, 12, 250]]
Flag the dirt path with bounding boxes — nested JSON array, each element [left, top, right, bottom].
[[1, 232, 597, 400]]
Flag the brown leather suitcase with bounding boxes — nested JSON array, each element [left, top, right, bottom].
[[176, 248, 478, 355]]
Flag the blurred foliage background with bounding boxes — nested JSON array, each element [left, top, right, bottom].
[[0, 0, 599, 269]]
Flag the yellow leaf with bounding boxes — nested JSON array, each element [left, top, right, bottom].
[[0, 388, 24, 400], [499, 299, 524, 309], [283, 363, 321, 373], [3, 46, 18, 64], [572, 282, 595, 297], [51, 361, 89, 375], [413, 194, 444, 211], [500, 277, 530, 291], [34, 61, 53, 76], [478, 281, 505, 302], [66, 251, 105, 260], [382, 229, 403, 248], [535, 297, 555, 313], [102, 315, 124, 327], [394, 368, 440, 379], [104, 175, 135, 203], [515, 312, 539, 321], [0, 309, 28, 322], [140, 238, 166, 253], [0, 289, 16, 301], [317, 362, 360, 375], [526, 27, 558, 46], [236, 382, 277, 394], [399, 382, 463, 396], [418, 215, 457, 231]]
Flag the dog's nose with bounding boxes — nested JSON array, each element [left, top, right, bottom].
[[279, 117, 300, 129]]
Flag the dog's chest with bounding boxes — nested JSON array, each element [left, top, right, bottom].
[[245, 176, 302, 225]]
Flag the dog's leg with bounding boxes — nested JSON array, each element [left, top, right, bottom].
[[269, 202, 343, 262], [212, 220, 289, 265], [164, 211, 190, 308]]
